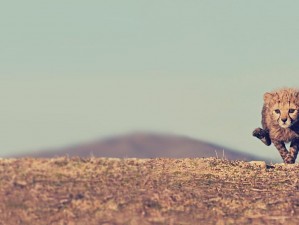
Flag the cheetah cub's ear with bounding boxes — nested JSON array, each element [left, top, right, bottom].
[[263, 92, 273, 103]]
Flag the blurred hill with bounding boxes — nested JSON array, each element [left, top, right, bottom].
[[16, 132, 261, 161]]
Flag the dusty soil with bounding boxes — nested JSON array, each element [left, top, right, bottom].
[[0, 157, 299, 225]]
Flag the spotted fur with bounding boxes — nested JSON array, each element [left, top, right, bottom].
[[253, 88, 299, 164]]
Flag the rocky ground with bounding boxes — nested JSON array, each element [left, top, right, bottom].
[[0, 157, 299, 224]]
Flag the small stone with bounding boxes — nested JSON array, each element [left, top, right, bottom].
[[249, 161, 267, 169], [13, 180, 27, 188]]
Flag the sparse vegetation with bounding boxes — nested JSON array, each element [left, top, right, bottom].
[[0, 157, 299, 224]]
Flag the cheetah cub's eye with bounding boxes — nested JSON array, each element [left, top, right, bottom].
[[274, 109, 280, 114], [289, 109, 296, 113]]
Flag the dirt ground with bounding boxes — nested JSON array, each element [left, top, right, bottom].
[[0, 157, 299, 225]]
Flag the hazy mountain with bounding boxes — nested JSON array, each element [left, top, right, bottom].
[[16, 132, 261, 161]]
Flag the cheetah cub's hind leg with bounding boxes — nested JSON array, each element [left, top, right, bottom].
[[252, 127, 271, 146]]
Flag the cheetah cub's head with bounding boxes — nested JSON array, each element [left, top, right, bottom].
[[264, 88, 299, 129]]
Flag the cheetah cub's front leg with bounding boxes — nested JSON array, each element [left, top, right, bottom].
[[272, 141, 290, 163], [252, 127, 271, 146], [272, 140, 299, 164]]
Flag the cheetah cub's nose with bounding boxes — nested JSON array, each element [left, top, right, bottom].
[[281, 118, 287, 123]]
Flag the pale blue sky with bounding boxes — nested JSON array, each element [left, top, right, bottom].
[[0, 1, 299, 160]]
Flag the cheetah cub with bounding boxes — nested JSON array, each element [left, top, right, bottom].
[[253, 88, 299, 164]]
